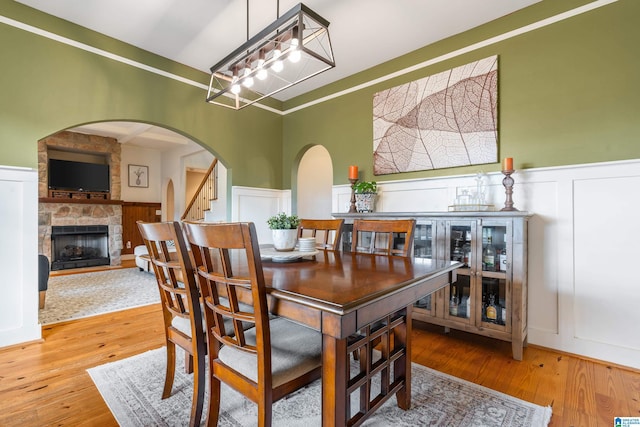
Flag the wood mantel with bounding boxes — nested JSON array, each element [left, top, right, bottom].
[[39, 198, 122, 205]]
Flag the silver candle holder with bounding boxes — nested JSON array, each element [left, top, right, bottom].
[[348, 178, 358, 213], [500, 169, 518, 211]]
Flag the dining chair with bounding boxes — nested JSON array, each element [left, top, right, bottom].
[[349, 218, 416, 362], [351, 218, 416, 257], [182, 221, 322, 427], [137, 221, 206, 427], [298, 218, 344, 250]]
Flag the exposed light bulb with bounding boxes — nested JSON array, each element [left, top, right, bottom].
[[289, 38, 301, 63], [271, 48, 283, 72], [230, 69, 240, 94], [256, 59, 268, 80], [242, 68, 254, 88]]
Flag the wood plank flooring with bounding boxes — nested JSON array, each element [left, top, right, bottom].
[[0, 304, 164, 426], [411, 322, 640, 426], [1, 301, 639, 425]]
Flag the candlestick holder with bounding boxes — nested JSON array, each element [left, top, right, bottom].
[[500, 170, 519, 211], [348, 178, 358, 213]]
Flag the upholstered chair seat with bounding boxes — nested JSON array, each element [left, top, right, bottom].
[[218, 317, 322, 388]]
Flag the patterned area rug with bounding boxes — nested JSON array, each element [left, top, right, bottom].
[[39, 268, 159, 325], [88, 347, 552, 426]]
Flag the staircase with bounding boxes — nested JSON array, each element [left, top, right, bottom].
[[181, 159, 218, 221]]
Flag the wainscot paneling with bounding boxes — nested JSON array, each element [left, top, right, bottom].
[[231, 186, 291, 245], [331, 159, 640, 370], [0, 166, 41, 347], [573, 175, 640, 351], [121, 202, 161, 255], [5, 160, 640, 370]]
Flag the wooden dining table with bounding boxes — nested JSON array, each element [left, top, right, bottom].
[[259, 250, 460, 426]]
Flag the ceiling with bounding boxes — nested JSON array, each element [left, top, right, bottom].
[[69, 121, 194, 152], [17, 0, 540, 149]]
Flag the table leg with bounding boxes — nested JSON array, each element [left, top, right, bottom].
[[322, 334, 348, 427], [394, 305, 412, 409]]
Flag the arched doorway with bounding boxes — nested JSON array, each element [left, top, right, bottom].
[[37, 122, 222, 265], [36, 121, 227, 323], [164, 179, 175, 221], [296, 145, 333, 219]]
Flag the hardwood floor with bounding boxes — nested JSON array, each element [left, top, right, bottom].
[[1, 305, 638, 425], [0, 304, 164, 426], [412, 322, 640, 426]]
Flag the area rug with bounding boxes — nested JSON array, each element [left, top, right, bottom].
[[39, 268, 160, 325], [88, 347, 552, 426]]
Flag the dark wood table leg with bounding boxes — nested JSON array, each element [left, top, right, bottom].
[[394, 304, 412, 409], [322, 334, 348, 427]]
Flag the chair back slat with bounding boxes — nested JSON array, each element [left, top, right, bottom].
[[183, 221, 270, 360], [351, 219, 416, 257], [137, 222, 201, 322], [298, 218, 344, 250]]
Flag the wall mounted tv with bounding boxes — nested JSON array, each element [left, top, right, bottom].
[[48, 159, 110, 193]]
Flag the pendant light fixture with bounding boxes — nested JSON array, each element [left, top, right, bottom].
[[206, 2, 335, 110]]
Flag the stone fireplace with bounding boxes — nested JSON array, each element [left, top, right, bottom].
[[38, 131, 123, 268], [51, 225, 110, 270], [39, 203, 122, 268]]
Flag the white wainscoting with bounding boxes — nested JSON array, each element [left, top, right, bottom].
[[4, 161, 640, 369], [332, 160, 640, 369], [231, 186, 291, 245], [0, 166, 41, 348]]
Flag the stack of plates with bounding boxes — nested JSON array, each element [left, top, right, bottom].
[[297, 237, 316, 252]]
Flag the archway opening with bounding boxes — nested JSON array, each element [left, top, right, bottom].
[[296, 145, 333, 219]]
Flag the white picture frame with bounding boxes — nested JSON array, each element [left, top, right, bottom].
[[128, 164, 148, 188]]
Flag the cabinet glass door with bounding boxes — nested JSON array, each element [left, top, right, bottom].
[[341, 223, 353, 252], [414, 221, 435, 312], [478, 222, 510, 330], [445, 221, 473, 322]]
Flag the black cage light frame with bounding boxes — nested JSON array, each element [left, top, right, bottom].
[[206, 3, 335, 110]]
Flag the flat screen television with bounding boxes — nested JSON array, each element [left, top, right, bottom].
[[48, 159, 110, 193]]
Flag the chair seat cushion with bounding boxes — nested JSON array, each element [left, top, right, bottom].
[[171, 314, 202, 337], [218, 317, 321, 388]]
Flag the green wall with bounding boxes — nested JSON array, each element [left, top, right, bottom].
[[2, 1, 639, 191], [0, 2, 283, 189], [282, 0, 640, 188]]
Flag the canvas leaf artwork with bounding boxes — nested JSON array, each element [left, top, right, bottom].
[[373, 56, 498, 175]]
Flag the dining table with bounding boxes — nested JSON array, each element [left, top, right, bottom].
[[259, 249, 460, 427]]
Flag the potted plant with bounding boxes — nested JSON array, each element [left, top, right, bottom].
[[353, 181, 377, 213], [267, 212, 301, 251]]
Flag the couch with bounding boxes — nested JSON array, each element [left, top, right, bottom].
[[134, 242, 176, 272]]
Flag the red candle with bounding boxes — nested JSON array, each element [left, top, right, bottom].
[[348, 165, 358, 180], [502, 157, 513, 171]]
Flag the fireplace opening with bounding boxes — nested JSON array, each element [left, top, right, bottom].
[[51, 225, 110, 270]]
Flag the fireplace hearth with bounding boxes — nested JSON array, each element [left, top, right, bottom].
[[51, 225, 110, 270]]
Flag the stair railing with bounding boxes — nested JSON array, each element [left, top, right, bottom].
[[181, 158, 218, 221]]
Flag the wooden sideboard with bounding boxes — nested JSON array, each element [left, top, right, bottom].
[[333, 211, 531, 360]]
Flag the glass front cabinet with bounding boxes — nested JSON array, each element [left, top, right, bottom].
[[334, 212, 530, 360]]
